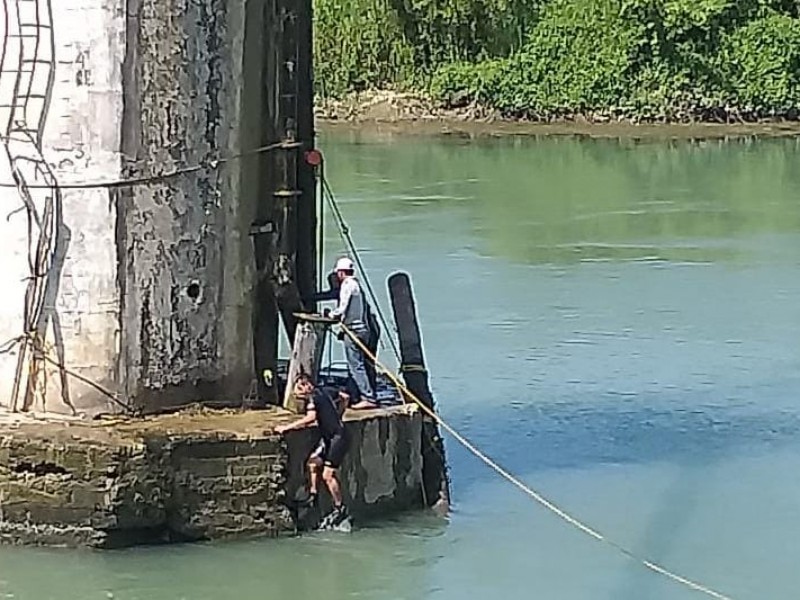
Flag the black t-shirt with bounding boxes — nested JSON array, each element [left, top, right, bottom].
[[307, 387, 344, 439]]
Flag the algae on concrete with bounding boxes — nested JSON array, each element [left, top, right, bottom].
[[0, 405, 423, 547]]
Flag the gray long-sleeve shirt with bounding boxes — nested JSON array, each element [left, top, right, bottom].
[[330, 276, 367, 329]]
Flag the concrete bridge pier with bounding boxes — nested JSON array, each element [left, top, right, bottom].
[[0, 0, 316, 416]]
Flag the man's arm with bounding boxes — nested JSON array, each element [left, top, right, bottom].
[[308, 288, 338, 303], [304, 271, 340, 306], [275, 409, 317, 434]]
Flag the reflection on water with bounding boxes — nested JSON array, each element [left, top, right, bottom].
[[3, 133, 800, 599], [324, 133, 800, 265]]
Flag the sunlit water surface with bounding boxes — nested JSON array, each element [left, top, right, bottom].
[[3, 133, 800, 600]]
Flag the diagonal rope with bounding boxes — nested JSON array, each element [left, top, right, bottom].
[[319, 173, 401, 363], [339, 322, 737, 600], [0, 333, 134, 414]]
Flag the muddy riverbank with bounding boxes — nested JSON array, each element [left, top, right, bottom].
[[315, 91, 800, 140]]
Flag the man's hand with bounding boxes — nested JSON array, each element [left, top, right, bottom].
[[275, 410, 316, 435]]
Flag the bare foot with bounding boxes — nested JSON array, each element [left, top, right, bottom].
[[350, 399, 378, 410]]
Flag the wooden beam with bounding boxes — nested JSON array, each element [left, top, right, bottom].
[[282, 314, 332, 412]]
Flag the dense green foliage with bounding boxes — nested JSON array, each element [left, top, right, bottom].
[[315, 0, 800, 120], [314, 0, 537, 94]]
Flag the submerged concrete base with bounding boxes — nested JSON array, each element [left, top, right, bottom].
[[0, 405, 423, 547]]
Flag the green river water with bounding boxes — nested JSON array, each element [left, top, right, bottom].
[[2, 132, 800, 599]]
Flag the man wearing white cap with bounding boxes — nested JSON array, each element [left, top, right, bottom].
[[329, 257, 377, 410]]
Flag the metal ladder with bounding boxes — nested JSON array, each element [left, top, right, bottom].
[[2, 0, 53, 143], [0, 0, 59, 412]]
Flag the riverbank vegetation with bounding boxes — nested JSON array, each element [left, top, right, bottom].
[[314, 0, 800, 122]]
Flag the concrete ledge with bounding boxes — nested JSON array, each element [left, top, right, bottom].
[[0, 404, 423, 547], [284, 405, 424, 527]]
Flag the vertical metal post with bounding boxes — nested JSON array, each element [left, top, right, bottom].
[[254, 0, 317, 406], [265, 0, 316, 347], [294, 0, 317, 300], [388, 272, 451, 512], [251, 0, 282, 406], [270, 0, 303, 341]]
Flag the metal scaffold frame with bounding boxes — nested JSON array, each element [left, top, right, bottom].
[[0, 0, 65, 413]]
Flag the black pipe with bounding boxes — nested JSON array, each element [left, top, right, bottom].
[[388, 271, 450, 511]]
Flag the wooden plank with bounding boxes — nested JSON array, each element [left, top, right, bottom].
[[282, 319, 330, 413], [293, 312, 337, 324]]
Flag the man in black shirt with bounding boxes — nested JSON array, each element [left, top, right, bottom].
[[275, 372, 351, 529]]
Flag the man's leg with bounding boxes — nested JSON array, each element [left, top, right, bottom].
[[303, 442, 324, 506], [317, 466, 347, 530], [318, 432, 350, 529], [322, 466, 343, 507], [339, 377, 358, 415], [308, 456, 322, 497], [345, 333, 376, 409]]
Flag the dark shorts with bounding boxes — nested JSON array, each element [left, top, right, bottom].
[[342, 377, 360, 404], [310, 431, 349, 469]]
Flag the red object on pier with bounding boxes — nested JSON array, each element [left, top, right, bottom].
[[304, 149, 323, 166]]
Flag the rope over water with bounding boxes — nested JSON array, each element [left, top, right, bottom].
[[339, 322, 737, 600], [318, 170, 737, 600]]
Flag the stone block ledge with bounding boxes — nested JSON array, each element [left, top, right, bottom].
[[0, 404, 423, 547]]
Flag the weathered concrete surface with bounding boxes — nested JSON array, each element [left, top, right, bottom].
[[0, 404, 423, 547], [284, 405, 424, 527], [0, 0, 126, 415], [118, 0, 256, 412], [0, 0, 263, 415]]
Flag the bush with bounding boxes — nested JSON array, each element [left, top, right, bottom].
[[492, 0, 645, 116], [316, 0, 800, 120], [429, 60, 504, 105], [313, 0, 537, 97], [314, 0, 417, 97], [715, 14, 800, 116], [431, 0, 648, 117]]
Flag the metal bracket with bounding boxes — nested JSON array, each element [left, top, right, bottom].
[[249, 222, 274, 236], [273, 189, 302, 198]]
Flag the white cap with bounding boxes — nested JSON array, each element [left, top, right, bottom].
[[335, 257, 355, 272]]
